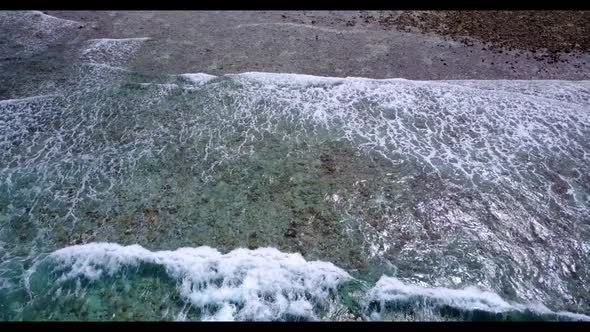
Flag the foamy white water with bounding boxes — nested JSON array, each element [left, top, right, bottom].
[[2, 70, 589, 317], [180, 73, 217, 85], [80, 38, 151, 67], [366, 276, 590, 321], [0, 11, 80, 58], [29, 243, 351, 321], [21, 243, 590, 321]]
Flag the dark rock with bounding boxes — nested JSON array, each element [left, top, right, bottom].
[[320, 154, 337, 174], [247, 231, 258, 249], [367, 217, 379, 228], [85, 210, 100, 219], [349, 251, 367, 269], [142, 208, 159, 225], [551, 180, 570, 196], [386, 11, 590, 57], [358, 185, 371, 198], [284, 228, 297, 237]]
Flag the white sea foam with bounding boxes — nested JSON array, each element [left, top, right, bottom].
[[86, 38, 152, 42], [38, 243, 351, 321], [0, 278, 12, 291], [0, 94, 58, 105], [80, 38, 151, 67], [230, 71, 350, 86], [0, 11, 80, 57], [24, 243, 590, 321], [366, 276, 590, 321], [368, 276, 519, 313], [30, 11, 81, 25], [180, 73, 217, 85], [4, 68, 590, 320], [195, 73, 589, 310]]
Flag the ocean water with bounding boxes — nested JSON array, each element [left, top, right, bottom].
[[0, 11, 589, 321]]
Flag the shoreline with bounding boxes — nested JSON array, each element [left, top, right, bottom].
[[37, 10, 590, 80]]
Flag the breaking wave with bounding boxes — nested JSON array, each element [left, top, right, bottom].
[[21, 243, 590, 321]]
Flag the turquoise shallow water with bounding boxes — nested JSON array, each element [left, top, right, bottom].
[[1, 11, 590, 321]]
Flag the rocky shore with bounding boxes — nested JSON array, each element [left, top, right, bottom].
[[38, 10, 590, 80]]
